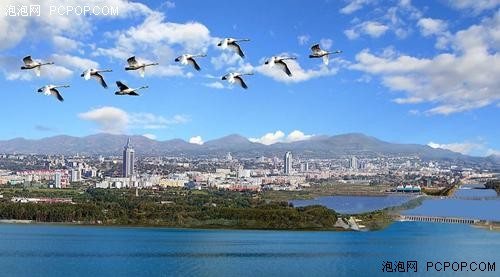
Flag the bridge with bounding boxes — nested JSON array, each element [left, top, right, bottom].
[[400, 215, 480, 224]]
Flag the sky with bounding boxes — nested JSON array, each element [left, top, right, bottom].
[[0, 0, 499, 157]]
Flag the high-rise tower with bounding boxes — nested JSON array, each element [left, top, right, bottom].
[[284, 151, 293, 175], [123, 138, 135, 178]]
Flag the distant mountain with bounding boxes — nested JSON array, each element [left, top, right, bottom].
[[0, 133, 496, 167]]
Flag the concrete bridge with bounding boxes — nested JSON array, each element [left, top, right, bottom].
[[400, 215, 480, 224]]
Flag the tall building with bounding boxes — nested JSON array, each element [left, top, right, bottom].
[[70, 169, 81, 182], [284, 151, 293, 175], [349, 156, 358, 170], [122, 138, 135, 178], [54, 172, 62, 188]]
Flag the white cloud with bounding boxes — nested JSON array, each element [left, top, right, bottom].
[[286, 130, 314, 142], [189, 136, 204, 145], [297, 35, 310, 45], [344, 1, 422, 40], [428, 141, 500, 157], [52, 36, 83, 52], [447, 0, 500, 13], [162, 1, 176, 9], [0, 0, 153, 52], [249, 131, 285, 145], [78, 107, 129, 134], [143, 133, 157, 140], [204, 81, 225, 89], [345, 21, 389, 39], [51, 54, 99, 71], [210, 52, 241, 70], [350, 11, 500, 115], [319, 38, 333, 49], [129, 113, 188, 129], [249, 130, 314, 145], [78, 106, 188, 134], [94, 10, 216, 77], [417, 18, 448, 36], [339, 0, 374, 14]]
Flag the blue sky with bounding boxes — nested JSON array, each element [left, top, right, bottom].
[[0, 0, 499, 156]]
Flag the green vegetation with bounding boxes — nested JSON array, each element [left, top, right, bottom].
[[0, 188, 339, 230]]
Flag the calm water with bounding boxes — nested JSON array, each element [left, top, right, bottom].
[[404, 186, 500, 221], [0, 222, 498, 276], [291, 195, 415, 214]]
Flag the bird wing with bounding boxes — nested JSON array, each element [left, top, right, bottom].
[[127, 56, 139, 66], [116, 81, 129, 91], [322, 55, 329, 65], [128, 90, 140, 96], [228, 42, 245, 58], [93, 72, 108, 88], [139, 67, 145, 77], [34, 66, 41, 77], [187, 58, 201, 71], [311, 44, 322, 54], [51, 88, 64, 102], [83, 70, 91, 80], [23, 56, 35, 66], [234, 76, 248, 89], [276, 60, 292, 76]]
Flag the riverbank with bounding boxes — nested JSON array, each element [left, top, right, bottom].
[[0, 186, 429, 232]]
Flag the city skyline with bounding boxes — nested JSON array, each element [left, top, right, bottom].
[[0, 0, 498, 158]]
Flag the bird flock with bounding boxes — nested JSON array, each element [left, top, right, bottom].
[[21, 39, 342, 102]]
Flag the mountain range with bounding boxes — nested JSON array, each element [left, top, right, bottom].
[[0, 133, 498, 167]]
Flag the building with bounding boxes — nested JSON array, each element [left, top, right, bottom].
[[54, 172, 62, 188], [300, 162, 309, 172], [122, 138, 135, 178], [349, 156, 358, 170], [70, 169, 81, 182], [284, 151, 293, 175]]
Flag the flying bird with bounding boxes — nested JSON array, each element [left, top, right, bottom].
[[221, 72, 254, 89], [21, 56, 54, 77], [174, 54, 207, 71], [81, 69, 112, 88], [309, 44, 342, 65], [264, 56, 296, 77], [37, 85, 69, 102], [115, 81, 148, 96], [125, 56, 159, 77], [217, 38, 250, 58]]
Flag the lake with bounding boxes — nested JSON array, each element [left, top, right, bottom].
[[0, 222, 498, 276], [291, 195, 415, 214], [404, 186, 500, 221]]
